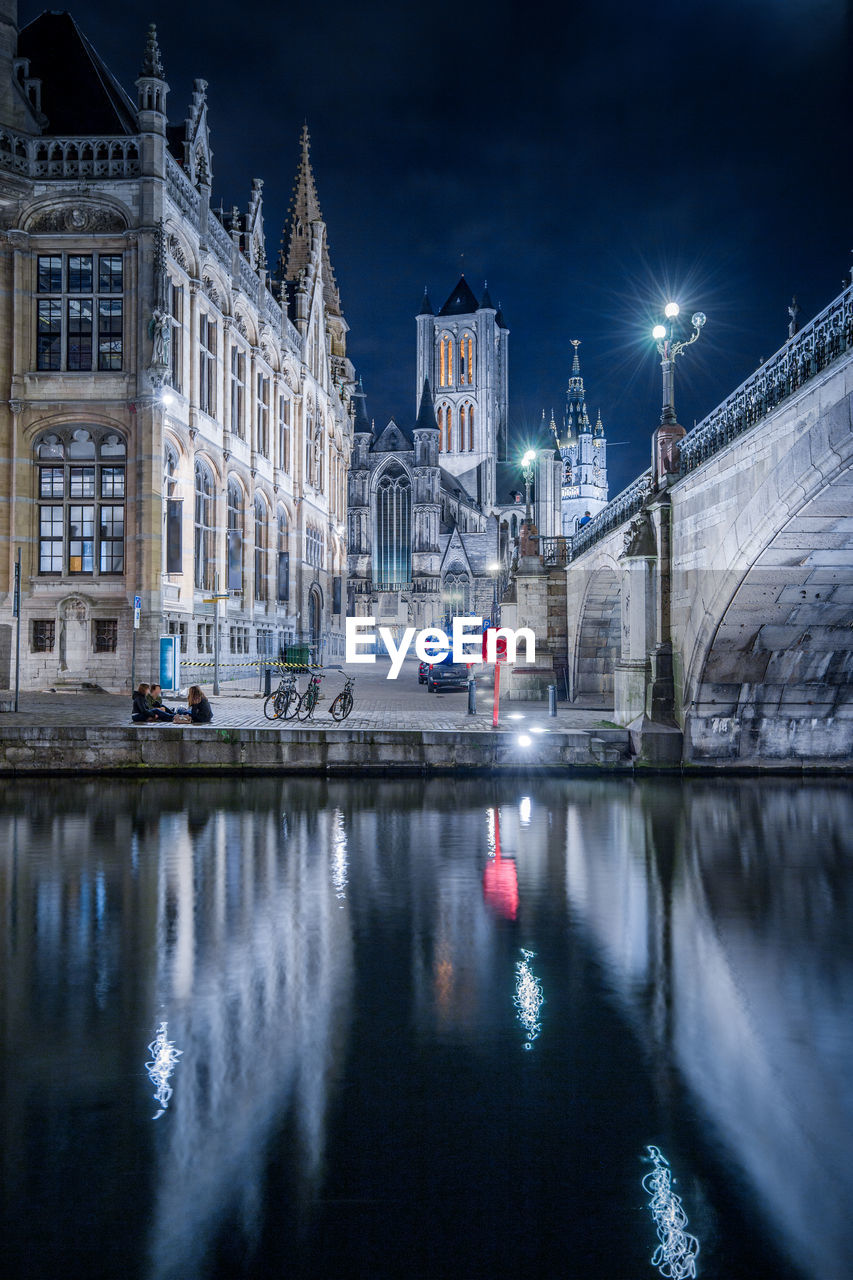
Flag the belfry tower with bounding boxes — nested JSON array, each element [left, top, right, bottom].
[[415, 276, 508, 508], [552, 340, 609, 534]]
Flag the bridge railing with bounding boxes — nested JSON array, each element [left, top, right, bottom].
[[566, 469, 654, 562], [680, 282, 853, 474]]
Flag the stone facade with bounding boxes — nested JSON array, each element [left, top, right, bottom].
[[0, 6, 354, 691]]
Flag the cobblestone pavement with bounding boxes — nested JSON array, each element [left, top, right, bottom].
[[1, 658, 615, 734]]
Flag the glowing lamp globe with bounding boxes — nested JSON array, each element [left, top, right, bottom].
[[652, 324, 667, 340], [664, 301, 680, 318], [691, 311, 707, 328], [522, 450, 536, 466]]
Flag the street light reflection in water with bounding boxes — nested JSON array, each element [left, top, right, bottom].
[[145, 1020, 183, 1120], [514, 948, 544, 1049]]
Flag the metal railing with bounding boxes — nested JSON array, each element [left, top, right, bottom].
[[567, 470, 654, 561], [680, 282, 853, 474]]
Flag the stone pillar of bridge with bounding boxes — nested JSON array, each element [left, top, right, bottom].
[[614, 511, 656, 724], [614, 499, 684, 763]]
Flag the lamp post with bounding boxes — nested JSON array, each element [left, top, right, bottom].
[[652, 302, 706, 426], [521, 449, 536, 524]]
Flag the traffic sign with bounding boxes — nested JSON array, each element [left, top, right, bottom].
[[133, 594, 141, 630]]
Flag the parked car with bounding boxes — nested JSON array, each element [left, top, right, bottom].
[[418, 661, 429, 684], [427, 661, 472, 693]]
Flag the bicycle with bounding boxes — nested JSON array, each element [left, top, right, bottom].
[[296, 671, 325, 721], [263, 671, 299, 721], [329, 675, 355, 722]]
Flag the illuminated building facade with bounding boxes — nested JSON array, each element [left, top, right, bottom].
[[551, 340, 609, 534], [0, 4, 354, 689]]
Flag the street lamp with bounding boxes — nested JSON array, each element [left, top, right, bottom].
[[652, 302, 706, 425], [488, 560, 501, 626], [521, 449, 536, 524]]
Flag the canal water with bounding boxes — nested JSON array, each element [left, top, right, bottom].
[[1, 775, 851, 1280]]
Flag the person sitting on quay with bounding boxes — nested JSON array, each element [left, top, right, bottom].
[[176, 685, 213, 724], [131, 683, 155, 723], [146, 683, 175, 722]]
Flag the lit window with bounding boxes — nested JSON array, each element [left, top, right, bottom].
[[460, 333, 472, 385], [278, 396, 291, 472], [193, 459, 215, 590], [439, 335, 454, 387], [254, 495, 268, 600], [36, 253, 123, 372], [230, 345, 245, 437], [36, 430, 125, 576], [256, 374, 270, 457], [169, 281, 183, 393], [199, 315, 217, 416]]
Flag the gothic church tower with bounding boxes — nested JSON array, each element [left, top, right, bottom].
[[415, 276, 508, 509], [552, 340, 609, 534]]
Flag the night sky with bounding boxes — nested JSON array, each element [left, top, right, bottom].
[[20, 0, 851, 494]]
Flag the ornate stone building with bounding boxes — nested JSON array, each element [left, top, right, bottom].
[[349, 278, 516, 631], [0, 4, 353, 690], [551, 340, 609, 534]]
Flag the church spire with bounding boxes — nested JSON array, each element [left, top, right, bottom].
[[279, 124, 341, 316], [140, 22, 164, 78], [566, 338, 591, 433], [415, 377, 439, 432], [352, 376, 371, 435]]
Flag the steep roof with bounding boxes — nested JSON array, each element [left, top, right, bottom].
[[279, 125, 341, 317], [18, 11, 138, 136], [438, 275, 480, 317], [415, 378, 439, 432]]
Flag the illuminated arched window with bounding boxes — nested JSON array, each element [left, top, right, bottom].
[[467, 403, 475, 450], [254, 494, 268, 601], [437, 405, 444, 452], [445, 407, 452, 453], [373, 465, 411, 588], [227, 477, 244, 591], [439, 335, 453, 387], [459, 333, 473, 384], [442, 568, 470, 618], [277, 508, 289, 603], [193, 459, 214, 590]]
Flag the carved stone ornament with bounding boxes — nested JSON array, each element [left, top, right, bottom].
[[60, 595, 88, 622], [27, 205, 128, 234], [621, 510, 656, 559]]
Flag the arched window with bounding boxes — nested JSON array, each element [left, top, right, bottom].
[[459, 333, 473, 384], [193, 459, 215, 590], [254, 494, 268, 601], [35, 428, 126, 576], [226, 477, 244, 591], [373, 465, 411, 588], [439, 335, 453, 387], [442, 568, 470, 619], [467, 403, 475, 451], [444, 406, 452, 453], [510, 513, 519, 539], [164, 443, 181, 575], [277, 508, 289, 603]]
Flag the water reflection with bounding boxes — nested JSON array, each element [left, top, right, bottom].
[[145, 1021, 182, 1119], [642, 1145, 700, 1279], [0, 776, 851, 1280], [514, 948, 544, 1049]]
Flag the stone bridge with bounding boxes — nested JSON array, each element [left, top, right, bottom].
[[559, 283, 853, 765]]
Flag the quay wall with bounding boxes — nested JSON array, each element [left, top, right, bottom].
[[0, 724, 633, 775]]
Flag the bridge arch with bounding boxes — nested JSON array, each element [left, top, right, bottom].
[[572, 560, 621, 705], [682, 403, 853, 760]]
